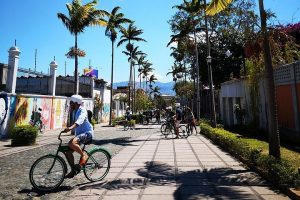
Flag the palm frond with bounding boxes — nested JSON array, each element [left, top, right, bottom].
[[206, 0, 233, 16]]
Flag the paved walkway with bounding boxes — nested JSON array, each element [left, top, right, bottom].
[[64, 131, 290, 200]]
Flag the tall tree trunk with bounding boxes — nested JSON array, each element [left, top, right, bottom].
[[128, 62, 132, 110], [258, 0, 280, 158], [194, 28, 201, 120], [74, 34, 79, 94], [133, 65, 136, 113], [204, 0, 217, 127], [139, 66, 142, 89], [109, 40, 115, 125]]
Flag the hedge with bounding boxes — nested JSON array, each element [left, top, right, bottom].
[[200, 122, 300, 188]]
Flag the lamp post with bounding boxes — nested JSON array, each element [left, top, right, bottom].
[[206, 55, 217, 127]]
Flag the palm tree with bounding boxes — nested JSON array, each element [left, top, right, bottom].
[[206, 0, 280, 158], [117, 23, 146, 110], [122, 45, 146, 112], [57, 0, 108, 94], [150, 86, 161, 98], [173, 0, 203, 120], [136, 55, 147, 88], [105, 6, 131, 125], [167, 63, 185, 83], [139, 62, 154, 92], [148, 74, 157, 90]]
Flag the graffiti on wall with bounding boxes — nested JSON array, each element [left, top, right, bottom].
[[13, 96, 52, 131], [0, 94, 8, 127], [0, 93, 9, 137], [102, 103, 110, 122], [52, 98, 68, 129], [0, 95, 94, 138]]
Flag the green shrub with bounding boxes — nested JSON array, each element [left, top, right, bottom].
[[112, 116, 125, 126], [129, 119, 136, 127], [11, 125, 38, 146], [131, 114, 144, 124], [200, 122, 300, 188]]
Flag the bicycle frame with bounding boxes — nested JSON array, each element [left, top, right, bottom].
[[48, 132, 112, 173], [46, 132, 68, 174]]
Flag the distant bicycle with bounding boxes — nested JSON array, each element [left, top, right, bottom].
[[186, 121, 198, 136], [160, 117, 188, 138], [29, 131, 111, 192]]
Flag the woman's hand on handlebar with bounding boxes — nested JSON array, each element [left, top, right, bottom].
[[62, 127, 71, 133]]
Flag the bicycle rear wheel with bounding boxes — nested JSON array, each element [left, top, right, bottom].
[[29, 155, 66, 192], [186, 124, 192, 136], [84, 149, 111, 182]]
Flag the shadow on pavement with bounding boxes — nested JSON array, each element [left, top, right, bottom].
[[92, 137, 160, 147], [18, 186, 73, 198], [71, 161, 280, 199]]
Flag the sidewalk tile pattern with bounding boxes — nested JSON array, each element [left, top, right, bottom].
[[65, 132, 290, 200]]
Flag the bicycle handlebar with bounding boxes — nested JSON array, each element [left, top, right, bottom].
[[58, 131, 70, 141]]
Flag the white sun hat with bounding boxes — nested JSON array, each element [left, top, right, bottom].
[[70, 94, 83, 105]]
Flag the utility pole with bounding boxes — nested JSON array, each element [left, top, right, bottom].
[[65, 61, 67, 76], [34, 49, 37, 71]]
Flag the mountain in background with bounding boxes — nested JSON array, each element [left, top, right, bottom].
[[113, 81, 175, 96]]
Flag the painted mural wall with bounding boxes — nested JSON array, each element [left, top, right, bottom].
[[102, 89, 111, 122], [52, 98, 69, 129], [0, 93, 94, 139]]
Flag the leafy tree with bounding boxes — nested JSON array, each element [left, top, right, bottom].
[[135, 89, 153, 112], [173, 81, 194, 99], [57, 0, 108, 94], [153, 94, 167, 110], [206, 0, 281, 158]]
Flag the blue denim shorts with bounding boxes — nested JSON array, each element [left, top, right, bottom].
[[76, 132, 93, 145]]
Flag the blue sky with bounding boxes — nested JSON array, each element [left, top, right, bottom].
[[0, 0, 299, 83]]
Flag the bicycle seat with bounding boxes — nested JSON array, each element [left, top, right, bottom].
[[84, 140, 93, 145]]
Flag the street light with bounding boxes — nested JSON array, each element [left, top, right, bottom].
[[206, 55, 212, 64], [206, 55, 217, 127]]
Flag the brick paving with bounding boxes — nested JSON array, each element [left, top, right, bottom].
[[0, 124, 292, 199]]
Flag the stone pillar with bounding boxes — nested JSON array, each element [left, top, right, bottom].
[[6, 46, 21, 93], [49, 61, 58, 96], [90, 77, 95, 98]]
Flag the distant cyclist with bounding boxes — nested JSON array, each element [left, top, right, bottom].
[[62, 95, 94, 178], [185, 107, 197, 134], [175, 104, 183, 139], [125, 106, 132, 121]]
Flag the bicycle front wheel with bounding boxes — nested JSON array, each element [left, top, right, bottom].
[[178, 125, 188, 138], [84, 149, 111, 182], [29, 155, 66, 192]]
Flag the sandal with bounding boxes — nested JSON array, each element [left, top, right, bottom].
[[79, 154, 88, 166]]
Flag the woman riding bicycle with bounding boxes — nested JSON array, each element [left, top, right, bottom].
[[62, 94, 94, 178]]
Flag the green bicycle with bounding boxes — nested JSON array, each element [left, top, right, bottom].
[[29, 131, 111, 192]]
